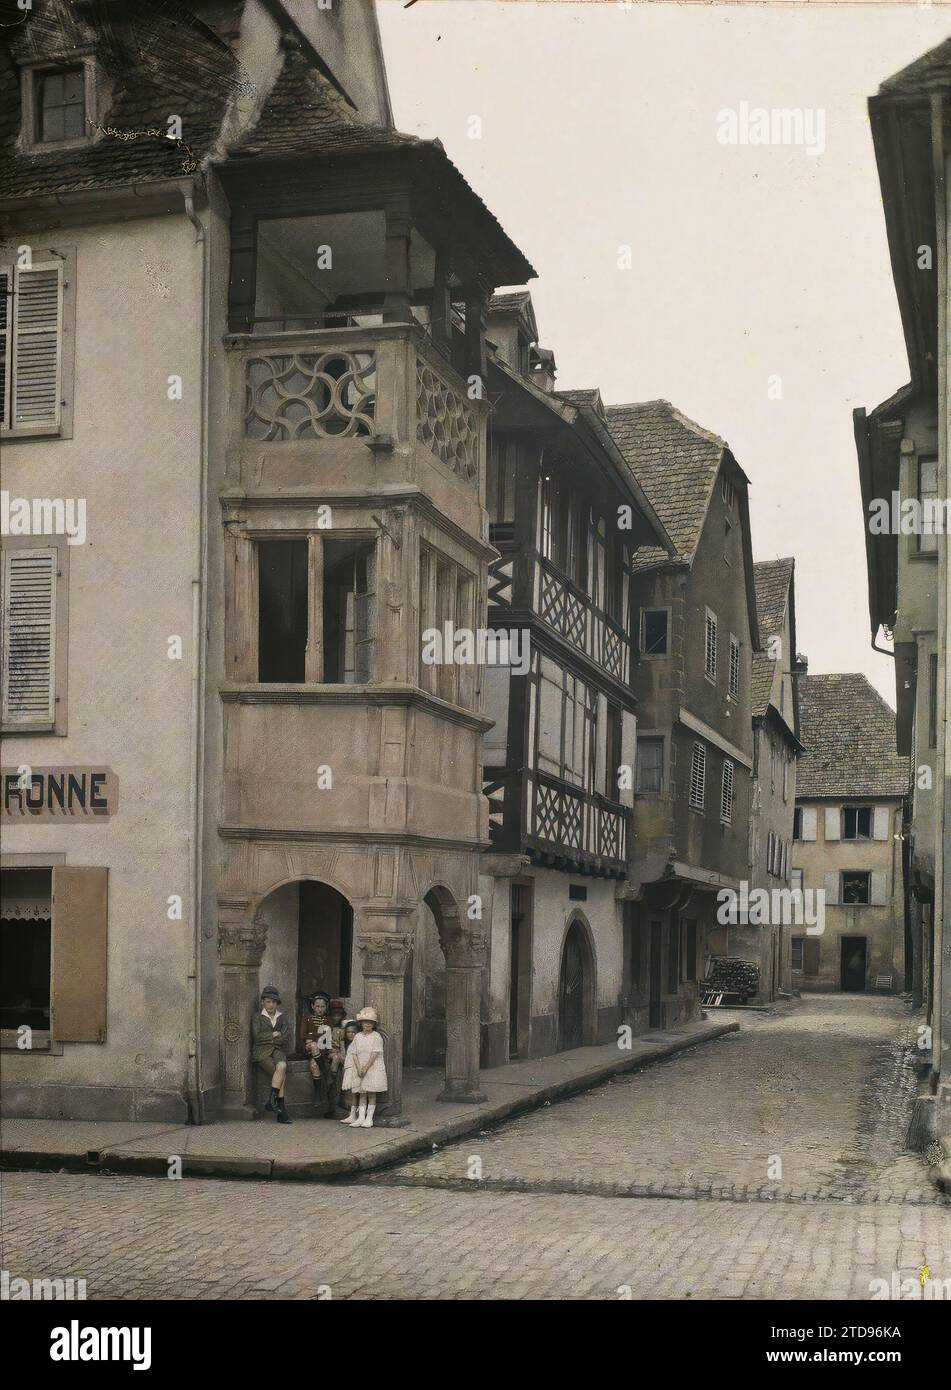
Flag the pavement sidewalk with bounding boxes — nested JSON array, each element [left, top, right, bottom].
[[0, 1016, 737, 1183]]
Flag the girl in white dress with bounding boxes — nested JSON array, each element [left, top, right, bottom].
[[341, 1006, 387, 1127]]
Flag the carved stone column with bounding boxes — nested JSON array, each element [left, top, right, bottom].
[[438, 931, 488, 1104], [218, 921, 267, 1119], [357, 922, 413, 1118]]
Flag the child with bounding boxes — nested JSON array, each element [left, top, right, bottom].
[[302, 991, 334, 1117], [328, 999, 349, 1112], [340, 1007, 387, 1128], [338, 1018, 359, 1117], [251, 986, 292, 1124]]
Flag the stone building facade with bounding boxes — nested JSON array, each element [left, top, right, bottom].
[[791, 675, 907, 995]]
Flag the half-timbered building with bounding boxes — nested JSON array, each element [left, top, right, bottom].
[[478, 295, 673, 1063]]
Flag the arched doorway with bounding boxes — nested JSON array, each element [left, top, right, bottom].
[[558, 917, 595, 1051], [256, 879, 354, 1054]]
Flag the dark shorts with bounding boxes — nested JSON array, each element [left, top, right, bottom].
[[255, 1049, 287, 1079]]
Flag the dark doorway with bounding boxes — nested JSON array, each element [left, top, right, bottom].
[[649, 920, 663, 1028], [558, 921, 587, 1051], [840, 936, 867, 992], [296, 881, 352, 1050], [509, 883, 532, 1058]]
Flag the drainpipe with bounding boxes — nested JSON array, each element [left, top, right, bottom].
[[931, 93, 948, 1102], [184, 183, 210, 1123]]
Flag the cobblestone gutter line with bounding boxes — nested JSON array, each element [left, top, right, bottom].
[[365, 1170, 950, 1206]]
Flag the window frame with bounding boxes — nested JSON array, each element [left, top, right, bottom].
[[728, 633, 740, 699], [635, 734, 665, 796], [1, 534, 70, 736], [842, 806, 873, 841], [704, 607, 718, 683], [0, 248, 76, 441], [19, 57, 101, 155], [688, 740, 706, 811], [720, 757, 735, 824], [841, 870, 871, 906], [916, 456, 939, 556], [639, 606, 670, 658]]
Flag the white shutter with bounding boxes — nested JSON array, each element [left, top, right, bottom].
[[870, 871, 887, 906], [872, 807, 890, 841], [619, 709, 636, 809], [1, 547, 57, 726], [12, 261, 63, 430], [801, 807, 817, 841], [823, 871, 840, 906], [595, 692, 608, 795], [824, 807, 841, 841], [0, 267, 11, 429]]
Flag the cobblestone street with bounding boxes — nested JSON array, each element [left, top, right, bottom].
[[2, 996, 948, 1300]]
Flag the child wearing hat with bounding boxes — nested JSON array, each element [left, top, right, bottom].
[[251, 986, 292, 1124], [302, 991, 335, 1117], [340, 1007, 387, 1127]]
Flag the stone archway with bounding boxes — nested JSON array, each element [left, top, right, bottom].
[[422, 885, 487, 1104], [557, 912, 597, 1051]]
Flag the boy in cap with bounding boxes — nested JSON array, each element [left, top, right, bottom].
[[302, 990, 335, 1117], [251, 986, 292, 1123]]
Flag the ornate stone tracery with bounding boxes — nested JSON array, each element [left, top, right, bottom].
[[416, 358, 478, 480], [245, 350, 376, 440]]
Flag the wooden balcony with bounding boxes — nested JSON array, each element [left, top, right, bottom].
[[535, 557, 630, 684], [484, 767, 630, 877]]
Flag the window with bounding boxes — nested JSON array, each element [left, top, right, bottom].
[[790, 867, 803, 893], [791, 936, 804, 972], [729, 634, 740, 698], [0, 258, 72, 436], [419, 545, 475, 707], [704, 609, 717, 681], [929, 653, 938, 750], [487, 438, 516, 528], [540, 473, 562, 565], [0, 865, 107, 1047], [1, 541, 68, 734], [769, 742, 776, 793], [721, 473, 734, 508], [842, 807, 872, 840], [605, 534, 629, 625], [258, 539, 308, 682], [918, 457, 939, 555], [536, 657, 593, 789], [36, 68, 86, 143], [604, 703, 622, 799], [793, 806, 803, 840], [323, 539, 376, 683], [689, 741, 706, 810], [720, 758, 735, 823], [636, 737, 664, 795], [841, 871, 871, 905], [641, 608, 669, 656], [256, 535, 378, 687]]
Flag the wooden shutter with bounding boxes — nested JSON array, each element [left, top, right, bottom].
[[689, 741, 706, 808], [1, 547, 57, 726], [12, 260, 63, 430], [802, 937, 820, 974], [720, 758, 734, 822], [51, 866, 108, 1042], [870, 871, 887, 906], [824, 806, 841, 841], [873, 807, 890, 841], [0, 267, 11, 428], [801, 806, 817, 841], [824, 870, 840, 905]]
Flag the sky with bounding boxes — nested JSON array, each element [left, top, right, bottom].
[[377, 0, 951, 705]]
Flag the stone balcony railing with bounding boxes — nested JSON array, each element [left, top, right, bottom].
[[228, 324, 484, 489]]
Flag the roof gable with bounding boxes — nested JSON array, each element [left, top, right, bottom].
[[796, 673, 907, 799]]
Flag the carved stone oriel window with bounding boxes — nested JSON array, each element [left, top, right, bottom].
[[245, 350, 376, 440], [416, 358, 478, 480]]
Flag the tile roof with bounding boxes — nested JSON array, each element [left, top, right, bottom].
[[751, 558, 794, 717], [796, 673, 908, 799], [604, 399, 726, 570], [558, 388, 605, 418], [879, 38, 951, 95]]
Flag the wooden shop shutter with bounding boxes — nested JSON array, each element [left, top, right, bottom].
[[11, 260, 63, 430], [1, 547, 57, 727], [802, 937, 820, 975], [0, 267, 11, 428], [51, 866, 108, 1042]]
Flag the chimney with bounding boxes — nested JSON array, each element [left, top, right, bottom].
[[531, 346, 557, 393]]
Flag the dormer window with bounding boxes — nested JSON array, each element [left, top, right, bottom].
[[36, 68, 85, 143], [19, 58, 99, 153]]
